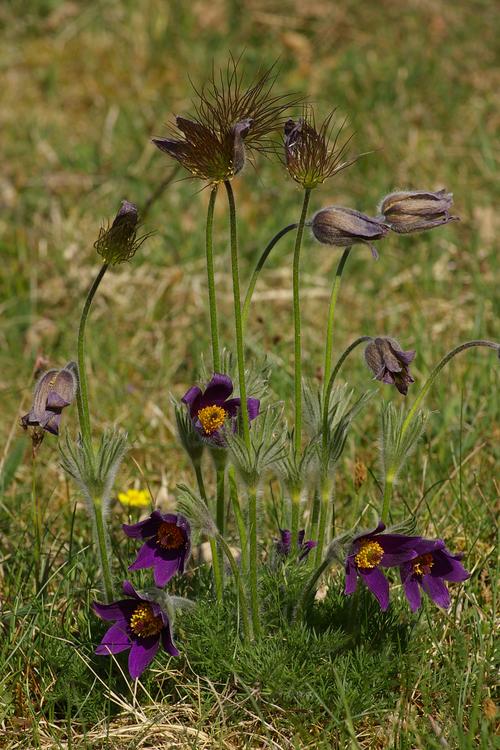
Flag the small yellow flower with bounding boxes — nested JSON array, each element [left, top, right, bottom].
[[118, 489, 151, 508]]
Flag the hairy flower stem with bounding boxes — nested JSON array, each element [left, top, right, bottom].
[[314, 479, 333, 566], [242, 223, 298, 330], [206, 185, 221, 371], [229, 467, 248, 576], [31, 453, 42, 588], [77, 263, 109, 451], [216, 533, 253, 641], [194, 459, 223, 601], [224, 181, 250, 448], [290, 489, 301, 557], [295, 556, 331, 620], [382, 339, 500, 521], [248, 486, 261, 637], [293, 188, 311, 459], [322, 248, 351, 406], [91, 496, 114, 603], [215, 465, 226, 589]]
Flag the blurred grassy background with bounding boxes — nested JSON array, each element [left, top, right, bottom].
[[0, 0, 498, 746]]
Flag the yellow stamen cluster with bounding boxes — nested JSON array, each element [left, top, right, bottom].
[[157, 522, 185, 550], [412, 553, 434, 577], [129, 603, 163, 638], [118, 489, 150, 508], [355, 539, 384, 570], [197, 405, 227, 435]]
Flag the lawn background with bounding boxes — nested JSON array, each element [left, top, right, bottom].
[[0, 0, 498, 747]]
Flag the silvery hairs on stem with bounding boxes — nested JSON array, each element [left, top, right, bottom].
[[379, 402, 429, 488]]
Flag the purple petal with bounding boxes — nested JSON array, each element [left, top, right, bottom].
[[353, 521, 386, 543], [92, 599, 136, 622], [44, 412, 62, 435], [403, 577, 422, 612], [95, 623, 131, 655], [381, 550, 418, 567], [441, 557, 470, 583], [46, 391, 71, 410], [122, 511, 163, 539], [398, 349, 416, 365], [246, 398, 260, 422], [181, 386, 202, 417], [223, 397, 241, 417], [431, 548, 469, 582], [128, 637, 159, 679], [152, 554, 181, 587], [200, 373, 233, 405], [345, 559, 358, 595], [122, 580, 141, 599], [360, 567, 390, 611], [161, 624, 180, 657], [422, 575, 450, 608], [378, 534, 420, 553], [128, 539, 158, 571]]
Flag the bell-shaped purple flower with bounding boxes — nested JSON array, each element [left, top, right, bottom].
[[311, 206, 389, 259], [182, 373, 260, 445], [399, 538, 470, 612], [93, 580, 179, 679], [345, 521, 419, 611], [21, 363, 77, 436], [364, 337, 416, 395], [276, 529, 317, 561], [123, 512, 191, 587], [379, 190, 459, 234]]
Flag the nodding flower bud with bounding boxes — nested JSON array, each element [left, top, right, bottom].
[[311, 206, 389, 259], [379, 190, 459, 234], [21, 362, 77, 443], [364, 337, 416, 395], [94, 201, 149, 264]]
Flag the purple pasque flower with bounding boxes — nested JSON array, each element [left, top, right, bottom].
[[379, 190, 459, 234], [277, 529, 317, 561], [364, 337, 416, 395], [400, 538, 470, 612], [181, 373, 260, 444], [123, 512, 191, 587], [345, 521, 418, 611], [93, 580, 179, 679], [21, 363, 77, 436]]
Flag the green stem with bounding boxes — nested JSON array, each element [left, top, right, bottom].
[[290, 490, 301, 556], [248, 486, 261, 637], [229, 467, 248, 577], [322, 248, 351, 406], [224, 181, 250, 448], [92, 496, 114, 603], [242, 223, 298, 330], [31, 452, 41, 587], [315, 480, 332, 566], [292, 189, 311, 459], [216, 533, 253, 641], [216, 465, 225, 589], [206, 185, 221, 371], [382, 339, 499, 521], [193, 459, 223, 601], [295, 556, 331, 620], [77, 264, 109, 449]]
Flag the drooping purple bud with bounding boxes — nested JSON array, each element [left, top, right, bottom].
[[311, 206, 389, 258], [364, 337, 416, 395], [21, 363, 77, 441], [379, 190, 459, 234]]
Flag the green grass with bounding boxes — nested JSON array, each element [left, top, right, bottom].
[[1, 0, 499, 747]]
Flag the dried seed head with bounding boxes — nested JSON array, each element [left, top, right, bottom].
[[311, 206, 389, 258], [283, 108, 356, 189], [379, 189, 459, 234], [94, 201, 150, 264]]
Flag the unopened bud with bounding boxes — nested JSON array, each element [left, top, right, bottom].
[[379, 189, 459, 234], [311, 206, 389, 258], [94, 201, 149, 264]]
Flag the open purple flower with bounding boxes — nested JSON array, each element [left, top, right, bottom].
[[93, 580, 179, 679], [123, 512, 191, 587], [400, 538, 470, 612], [364, 337, 416, 395], [276, 529, 317, 561], [181, 373, 260, 444], [21, 363, 77, 436], [345, 521, 418, 611]]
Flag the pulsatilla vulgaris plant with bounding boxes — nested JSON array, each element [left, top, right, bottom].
[[22, 60, 499, 681]]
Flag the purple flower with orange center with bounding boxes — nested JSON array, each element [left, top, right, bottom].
[[182, 373, 260, 444], [345, 521, 418, 611], [276, 529, 317, 561], [123, 512, 191, 587], [399, 538, 470, 612], [93, 580, 179, 679]]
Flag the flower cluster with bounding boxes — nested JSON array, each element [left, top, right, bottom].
[[344, 522, 469, 612]]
